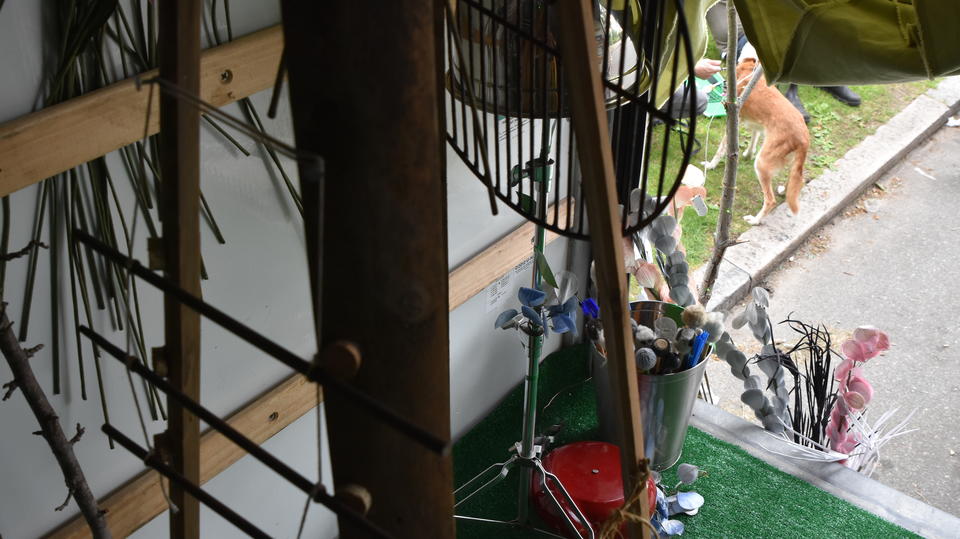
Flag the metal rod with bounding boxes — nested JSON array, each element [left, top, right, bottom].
[[267, 47, 287, 119], [73, 230, 450, 455], [102, 424, 270, 539], [79, 326, 394, 539], [137, 76, 308, 162]]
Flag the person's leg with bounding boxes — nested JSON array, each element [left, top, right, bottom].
[[706, 0, 744, 54], [818, 86, 861, 106], [658, 82, 707, 121], [705, 0, 730, 52], [784, 84, 811, 124]]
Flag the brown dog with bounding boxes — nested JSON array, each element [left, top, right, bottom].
[[704, 48, 810, 225]]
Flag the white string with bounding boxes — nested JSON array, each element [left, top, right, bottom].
[[296, 383, 324, 538]]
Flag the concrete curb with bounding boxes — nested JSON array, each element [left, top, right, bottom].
[[696, 77, 960, 312], [690, 400, 960, 538]]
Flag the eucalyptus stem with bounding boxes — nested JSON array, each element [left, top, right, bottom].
[[0, 196, 10, 293], [66, 172, 88, 400], [18, 181, 50, 342], [50, 178, 62, 394], [72, 175, 106, 310]]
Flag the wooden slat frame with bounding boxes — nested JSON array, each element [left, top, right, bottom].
[[48, 209, 552, 537], [157, 1, 203, 535], [19, 15, 581, 536], [47, 376, 318, 539], [0, 25, 283, 198]]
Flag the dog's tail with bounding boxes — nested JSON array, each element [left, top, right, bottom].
[[785, 146, 806, 214]]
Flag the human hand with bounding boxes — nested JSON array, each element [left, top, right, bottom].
[[694, 58, 722, 79]]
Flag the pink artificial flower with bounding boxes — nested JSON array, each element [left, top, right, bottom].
[[853, 326, 890, 359], [844, 391, 866, 410], [833, 437, 858, 455], [633, 261, 661, 290], [847, 376, 874, 406], [834, 358, 855, 382], [841, 339, 867, 363]]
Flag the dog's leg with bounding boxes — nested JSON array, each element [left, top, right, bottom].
[[703, 134, 726, 170], [744, 130, 762, 160], [744, 145, 783, 225]]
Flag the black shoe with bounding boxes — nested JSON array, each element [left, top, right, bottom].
[[819, 85, 861, 107], [784, 84, 811, 124]]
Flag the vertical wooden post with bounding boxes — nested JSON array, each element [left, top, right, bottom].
[[158, 1, 202, 537], [280, 1, 455, 538], [556, 1, 650, 537]]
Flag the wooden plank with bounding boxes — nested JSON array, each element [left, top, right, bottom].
[[0, 25, 282, 198], [448, 199, 571, 310], [281, 1, 455, 537], [158, 2, 203, 536], [47, 375, 318, 539], [556, 1, 650, 538]]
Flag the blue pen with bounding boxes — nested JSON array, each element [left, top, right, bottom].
[[687, 330, 710, 370]]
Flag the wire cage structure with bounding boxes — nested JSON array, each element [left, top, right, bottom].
[[444, 0, 700, 240]]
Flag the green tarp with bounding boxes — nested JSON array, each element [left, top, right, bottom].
[[733, 0, 960, 85]]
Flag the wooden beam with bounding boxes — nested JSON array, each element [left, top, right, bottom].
[[281, 1, 455, 536], [0, 25, 282, 198], [556, 1, 650, 538], [158, 2, 203, 536], [47, 375, 319, 539], [448, 199, 571, 310]]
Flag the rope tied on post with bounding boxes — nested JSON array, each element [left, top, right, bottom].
[[598, 459, 659, 539]]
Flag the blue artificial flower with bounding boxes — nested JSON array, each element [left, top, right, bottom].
[[494, 309, 519, 329], [521, 305, 544, 327], [550, 313, 578, 335], [581, 298, 600, 319], [518, 287, 547, 308]]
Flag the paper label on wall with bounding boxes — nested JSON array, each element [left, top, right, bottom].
[[513, 256, 534, 276], [485, 256, 534, 313], [485, 273, 513, 313]]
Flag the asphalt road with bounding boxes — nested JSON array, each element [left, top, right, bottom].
[[705, 125, 960, 517]]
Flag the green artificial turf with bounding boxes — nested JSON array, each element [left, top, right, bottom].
[[453, 344, 918, 538]]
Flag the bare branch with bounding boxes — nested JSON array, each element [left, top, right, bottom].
[[0, 307, 110, 537], [2, 380, 16, 401], [55, 489, 73, 512], [24, 343, 43, 358], [699, 1, 742, 307], [736, 64, 764, 109], [1, 240, 48, 262], [69, 423, 86, 445]]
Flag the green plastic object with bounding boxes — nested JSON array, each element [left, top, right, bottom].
[[695, 74, 727, 117], [733, 0, 960, 84]]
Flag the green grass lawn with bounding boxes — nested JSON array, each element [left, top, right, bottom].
[[647, 78, 937, 268]]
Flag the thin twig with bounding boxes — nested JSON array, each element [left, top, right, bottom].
[[0, 304, 110, 537], [55, 489, 74, 512], [2, 240, 47, 262], [2, 380, 17, 400], [698, 1, 741, 306]]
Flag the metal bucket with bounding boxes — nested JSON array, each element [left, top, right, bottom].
[[592, 301, 708, 471], [637, 352, 708, 470]]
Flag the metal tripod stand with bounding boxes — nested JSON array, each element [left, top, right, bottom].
[[453, 150, 595, 538]]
